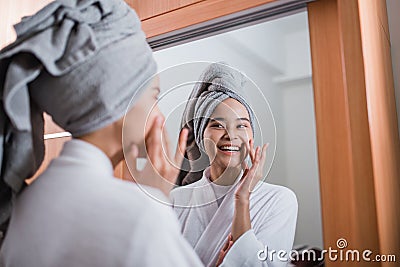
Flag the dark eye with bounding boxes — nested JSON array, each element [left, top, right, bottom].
[[210, 123, 224, 129], [237, 124, 248, 129]]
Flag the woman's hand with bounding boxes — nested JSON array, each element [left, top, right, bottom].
[[231, 140, 268, 242], [124, 116, 188, 196], [215, 234, 233, 266], [235, 140, 268, 204]]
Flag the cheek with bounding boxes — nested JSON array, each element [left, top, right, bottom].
[[203, 130, 219, 148], [124, 100, 157, 141], [202, 130, 218, 159], [144, 106, 162, 136], [124, 107, 146, 143], [239, 129, 253, 143], [203, 138, 216, 152], [127, 104, 160, 157]]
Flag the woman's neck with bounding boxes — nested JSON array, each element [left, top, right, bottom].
[[209, 164, 242, 186], [77, 122, 124, 169]]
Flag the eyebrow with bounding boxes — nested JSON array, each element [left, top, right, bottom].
[[210, 117, 251, 122], [238, 118, 251, 123]]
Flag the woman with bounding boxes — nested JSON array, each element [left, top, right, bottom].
[[0, 1, 203, 266], [171, 63, 298, 267]]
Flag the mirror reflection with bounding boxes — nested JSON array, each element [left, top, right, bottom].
[[154, 10, 323, 266]]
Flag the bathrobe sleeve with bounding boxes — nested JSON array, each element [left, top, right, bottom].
[[220, 188, 298, 267]]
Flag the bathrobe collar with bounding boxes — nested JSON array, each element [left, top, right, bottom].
[[56, 138, 114, 178], [185, 167, 243, 266]]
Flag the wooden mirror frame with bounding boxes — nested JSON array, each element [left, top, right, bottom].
[[127, 0, 399, 266]]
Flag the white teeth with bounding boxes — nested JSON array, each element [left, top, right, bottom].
[[219, 146, 240, 151]]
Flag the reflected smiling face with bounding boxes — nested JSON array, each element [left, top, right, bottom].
[[203, 98, 253, 169]]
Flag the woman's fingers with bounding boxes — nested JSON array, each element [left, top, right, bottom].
[[241, 161, 249, 172], [162, 123, 172, 159], [216, 234, 234, 266], [253, 146, 261, 164], [241, 146, 263, 191], [259, 143, 269, 171], [174, 128, 189, 166], [240, 164, 258, 189], [241, 167, 250, 181], [243, 146, 260, 178], [235, 143, 269, 199], [240, 142, 247, 160], [250, 145, 268, 190], [222, 235, 231, 251], [249, 139, 255, 162], [131, 115, 188, 196], [240, 142, 250, 171], [253, 143, 268, 179], [146, 117, 164, 167]]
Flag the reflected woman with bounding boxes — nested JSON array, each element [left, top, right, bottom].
[[171, 63, 298, 267]]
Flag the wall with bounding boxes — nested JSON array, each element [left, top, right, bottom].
[[275, 19, 322, 248]]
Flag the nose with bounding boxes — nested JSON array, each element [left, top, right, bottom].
[[222, 125, 238, 140]]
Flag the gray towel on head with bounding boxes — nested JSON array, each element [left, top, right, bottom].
[[177, 62, 255, 185], [0, 0, 156, 225]]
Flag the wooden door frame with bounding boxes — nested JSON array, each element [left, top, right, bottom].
[[308, 1, 400, 266], [134, 0, 400, 266]]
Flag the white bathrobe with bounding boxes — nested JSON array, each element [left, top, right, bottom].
[[0, 139, 204, 267], [170, 168, 298, 267]]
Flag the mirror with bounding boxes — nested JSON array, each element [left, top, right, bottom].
[[153, 9, 323, 260]]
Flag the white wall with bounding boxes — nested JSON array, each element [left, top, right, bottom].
[[153, 11, 323, 248], [387, 0, 400, 138], [273, 18, 322, 248]]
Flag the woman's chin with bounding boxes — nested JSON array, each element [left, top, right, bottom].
[[215, 157, 242, 169]]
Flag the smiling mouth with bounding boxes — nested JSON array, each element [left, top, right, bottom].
[[218, 145, 241, 152]]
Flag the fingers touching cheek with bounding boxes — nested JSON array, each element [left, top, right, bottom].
[[144, 107, 163, 137]]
